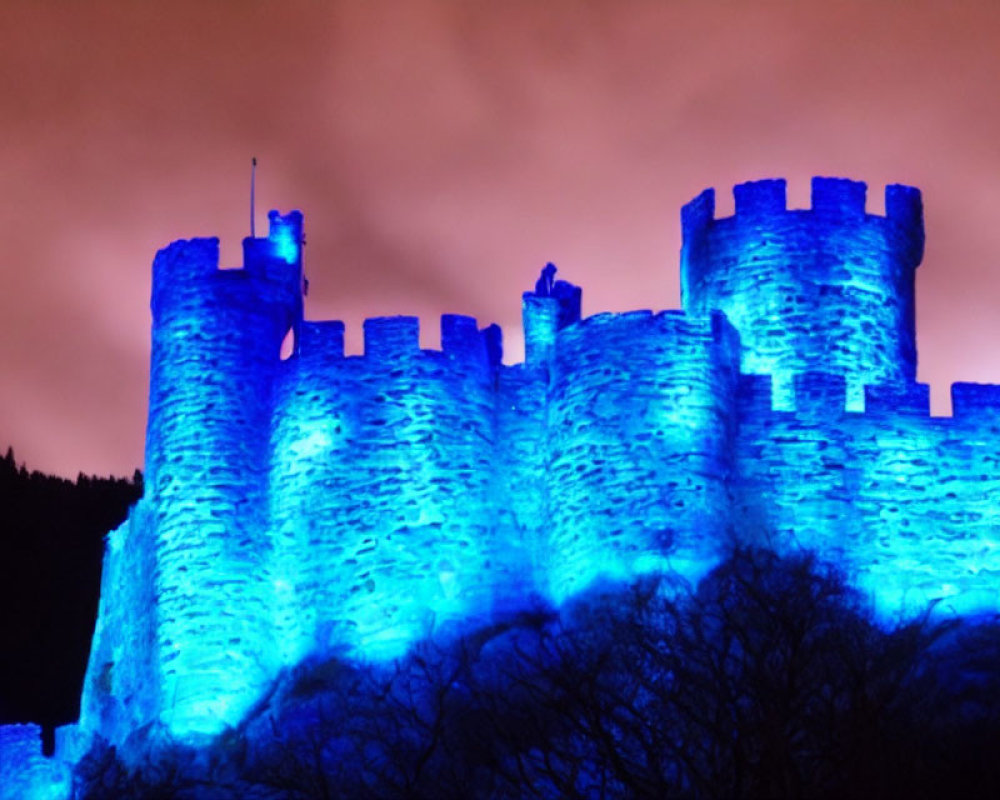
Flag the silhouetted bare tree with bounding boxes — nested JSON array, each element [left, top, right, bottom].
[[71, 546, 1000, 799]]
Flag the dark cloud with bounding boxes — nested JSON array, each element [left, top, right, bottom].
[[2, 1, 1000, 477]]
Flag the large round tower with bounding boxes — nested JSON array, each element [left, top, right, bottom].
[[145, 211, 304, 737], [680, 177, 923, 409]]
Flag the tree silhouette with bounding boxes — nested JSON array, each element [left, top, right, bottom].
[[0, 447, 141, 748], [55, 544, 1000, 798]]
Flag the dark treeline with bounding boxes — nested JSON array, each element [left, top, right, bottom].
[[0, 447, 141, 742], [76, 547, 1000, 799]]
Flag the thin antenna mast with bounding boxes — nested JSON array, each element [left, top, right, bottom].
[[250, 157, 257, 238]]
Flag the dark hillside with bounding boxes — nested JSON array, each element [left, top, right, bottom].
[[0, 447, 141, 741]]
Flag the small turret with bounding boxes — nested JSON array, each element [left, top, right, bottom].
[[522, 263, 581, 366]]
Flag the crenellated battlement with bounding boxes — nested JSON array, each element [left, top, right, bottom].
[[951, 382, 1000, 422], [682, 178, 925, 305], [298, 320, 346, 361], [864, 381, 931, 416], [53, 178, 1000, 769], [289, 314, 502, 372], [152, 210, 304, 329], [684, 177, 923, 246], [362, 315, 420, 358], [736, 372, 936, 418]]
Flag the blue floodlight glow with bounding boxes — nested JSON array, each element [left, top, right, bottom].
[[3, 178, 999, 797], [267, 207, 302, 265], [271, 225, 299, 264]]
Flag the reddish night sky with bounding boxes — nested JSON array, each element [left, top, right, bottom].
[[3, 1, 1000, 479]]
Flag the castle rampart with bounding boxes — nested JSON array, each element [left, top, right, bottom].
[[5, 177, 997, 793], [268, 313, 504, 662], [732, 373, 1000, 617]]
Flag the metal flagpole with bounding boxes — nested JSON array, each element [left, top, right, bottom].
[[250, 157, 257, 238]]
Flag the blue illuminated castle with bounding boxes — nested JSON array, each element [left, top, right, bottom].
[[4, 177, 1000, 798]]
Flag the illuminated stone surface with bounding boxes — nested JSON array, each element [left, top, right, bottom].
[[682, 178, 923, 409], [3, 178, 998, 796], [0, 725, 70, 800]]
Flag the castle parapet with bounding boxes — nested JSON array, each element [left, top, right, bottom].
[[152, 211, 304, 331], [441, 313, 478, 354], [0, 724, 71, 799], [865, 382, 931, 416], [243, 210, 303, 270], [811, 176, 867, 219], [299, 320, 346, 361], [440, 315, 503, 369], [952, 382, 1000, 420], [364, 316, 420, 359], [733, 178, 786, 216], [151, 237, 220, 320], [885, 184, 924, 263], [684, 178, 923, 249]]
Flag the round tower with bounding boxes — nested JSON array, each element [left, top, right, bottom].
[[680, 177, 924, 410], [145, 211, 304, 737], [545, 309, 741, 603]]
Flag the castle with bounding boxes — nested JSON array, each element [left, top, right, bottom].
[[3, 177, 1000, 798]]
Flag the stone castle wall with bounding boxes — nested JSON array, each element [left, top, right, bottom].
[[0, 725, 70, 800], [142, 213, 303, 737], [267, 314, 503, 665], [734, 375, 1000, 616], [544, 309, 740, 602], [62, 178, 1000, 750]]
